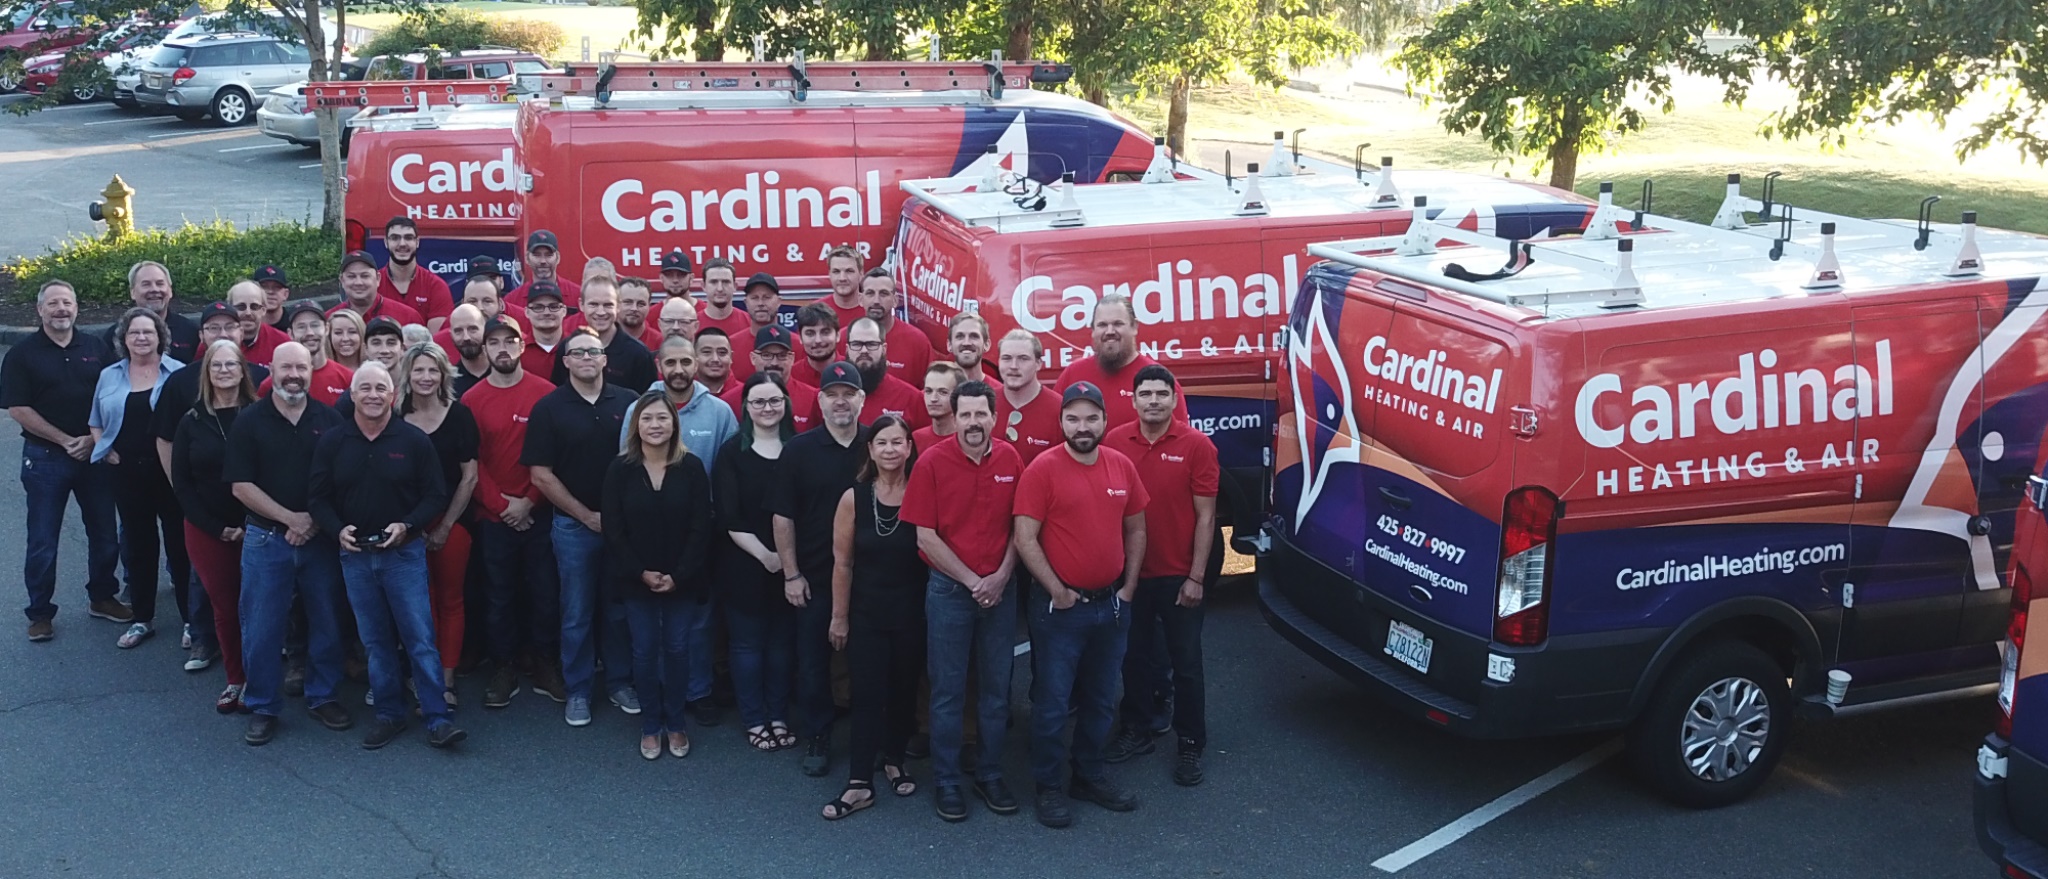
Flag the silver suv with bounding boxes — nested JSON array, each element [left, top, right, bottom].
[[134, 31, 307, 125]]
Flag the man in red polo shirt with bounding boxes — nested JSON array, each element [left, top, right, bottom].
[[656, 251, 693, 304], [506, 230, 582, 311], [911, 362, 965, 453], [262, 302, 354, 405], [377, 217, 454, 331], [847, 318, 928, 430], [330, 251, 425, 327], [518, 282, 569, 379], [718, 325, 818, 433], [1053, 295, 1186, 429], [823, 246, 867, 329], [789, 302, 839, 389], [229, 282, 287, 366], [901, 378, 1023, 822], [995, 329, 1060, 464], [945, 311, 995, 383], [730, 272, 784, 383], [694, 328, 736, 398], [858, 269, 931, 387], [1100, 364, 1217, 788], [697, 258, 751, 340], [616, 277, 662, 350], [1013, 380, 1148, 828]]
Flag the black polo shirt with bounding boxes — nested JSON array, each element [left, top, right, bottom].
[[0, 328, 113, 450], [551, 329, 656, 394], [454, 360, 489, 399], [103, 310, 201, 365], [222, 394, 345, 531], [520, 382, 636, 513], [767, 424, 869, 575], [310, 417, 449, 540], [152, 361, 269, 443]]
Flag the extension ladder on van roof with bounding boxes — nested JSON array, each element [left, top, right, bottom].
[[1308, 174, 2048, 316]]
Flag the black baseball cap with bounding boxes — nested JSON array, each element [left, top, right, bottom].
[[525, 281, 564, 304], [198, 302, 237, 326], [483, 314, 524, 340], [285, 300, 327, 326], [466, 254, 502, 281], [1061, 381, 1105, 411], [526, 230, 559, 252], [753, 324, 794, 351], [744, 272, 779, 295], [660, 252, 693, 273], [340, 250, 378, 273], [364, 316, 403, 339], [819, 360, 862, 391], [253, 265, 288, 287]]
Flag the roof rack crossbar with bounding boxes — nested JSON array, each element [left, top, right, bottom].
[[526, 60, 1069, 103]]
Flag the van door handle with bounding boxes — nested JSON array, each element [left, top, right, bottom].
[[1377, 486, 1412, 510]]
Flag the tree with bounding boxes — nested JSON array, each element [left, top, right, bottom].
[[1121, 0, 1359, 155], [1395, 0, 1748, 190]]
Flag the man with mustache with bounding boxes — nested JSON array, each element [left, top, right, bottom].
[[694, 328, 735, 398], [440, 304, 491, 398], [945, 311, 994, 383], [731, 273, 784, 383], [230, 282, 288, 367], [846, 318, 929, 431], [1052, 295, 1186, 429], [859, 269, 932, 387]]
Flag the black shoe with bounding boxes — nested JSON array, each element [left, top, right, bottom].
[[309, 702, 353, 731], [282, 663, 307, 698], [1035, 785, 1073, 829], [244, 715, 278, 746], [427, 723, 468, 749], [904, 732, 931, 760], [1068, 775, 1138, 812], [1104, 727, 1155, 764], [800, 735, 831, 777], [688, 698, 722, 728], [973, 777, 1020, 815], [934, 784, 969, 822], [361, 718, 405, 750], [483, 667, 521, 708], [1173, 742, 1204, 787]]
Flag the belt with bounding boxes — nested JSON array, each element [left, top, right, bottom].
[[1067, 585, 1116, 603]]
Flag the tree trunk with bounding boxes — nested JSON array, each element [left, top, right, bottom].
[[693, 0, 721, 61], [283, 0, 346, 235], [1083, 83, 1105, 105], [1166, 74, 1190, 160], [1546, 106, 1583, 191], [1004, 0, 1033, 59]]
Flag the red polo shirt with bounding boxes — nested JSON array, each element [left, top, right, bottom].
[[520, 337, 560, 381], [1104, 420, 1220, 579], [790, 358, 831, 390], [861, 372, 930, 430], [826, 298, 866, 331], [720, 375, 819, 433], [257, 359, 354, 406], [379, 266, 453, 324], [460, 372, 556, 518], [506, 278, 582, 311], [1014, 445, 1149, 589], [911, 424, 956, 454], [242, 323, 288, 366], [874, 319, 932, 388], [328, 295, 425, 328], [901, 436, 1021, 577], [1054, 353, 1188, 429], [699, 307, 752, 342], [995, 386, 1062, 464]]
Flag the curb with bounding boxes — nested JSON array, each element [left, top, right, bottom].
[[0, 293, 344, 347]]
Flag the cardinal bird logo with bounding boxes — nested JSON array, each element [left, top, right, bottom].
[[1288, 291, 1360, 523]]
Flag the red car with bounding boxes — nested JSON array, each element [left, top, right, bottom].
[[0, 1, 94, 78], [13, 20, 159, 101]]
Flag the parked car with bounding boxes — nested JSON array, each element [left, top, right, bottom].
[[109, 8, 286, 108], [15, 19, 166, 102], [257, 47, 549, 150], [0, 0, 92, 90], [133, 31, 308, 125], [1977, 451, 2047, 877]]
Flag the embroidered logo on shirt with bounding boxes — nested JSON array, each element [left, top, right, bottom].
[[1160, 453, 1186, 463], [512, 414, 529, 424], [1106, 488, 1127, 497], [994, 475, 1016, 483]]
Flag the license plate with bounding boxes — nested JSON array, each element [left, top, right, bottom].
[[1385, 620, 1433, 675], [144, 74, 163, 88]]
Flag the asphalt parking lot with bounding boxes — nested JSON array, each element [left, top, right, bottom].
[[0, 402, 1997, 879], [0, 94, 326, 260]]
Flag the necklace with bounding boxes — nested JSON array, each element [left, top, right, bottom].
[[871, 488, 901, 537]]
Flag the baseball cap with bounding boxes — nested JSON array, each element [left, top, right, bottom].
[[466, 254, 502, 280], [753, 324, 794, 351], [1061, 381, 1106, 411], [483, 314, 524, 339], [744, 272, 780, 295], [198, 302, 237, 326], [284, 300, 326, 326], [526, 230, 559, 252], [340, 250, 378, 273], [525, 281, 564, 304], [660, 252, 693, 273], [364, 316, 403, 339], [253, 265, 288, 287], [819, 360, 862, 391]]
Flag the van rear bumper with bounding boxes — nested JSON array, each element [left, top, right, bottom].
[[1257, 530, 1662, 739], [1978, 735, 2048, 878]]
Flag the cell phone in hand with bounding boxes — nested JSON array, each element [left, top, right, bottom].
[[360, 531, 386, 549]]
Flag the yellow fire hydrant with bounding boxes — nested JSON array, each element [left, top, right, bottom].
[[88, 175, 135, 242]]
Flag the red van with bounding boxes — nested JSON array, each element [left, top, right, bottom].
[[344, 101, 525, 286]]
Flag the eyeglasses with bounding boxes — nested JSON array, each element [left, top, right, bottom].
[[208, 361, 244, 372], [231, 302, 265, 312], [846, 340, 883, 352], [564, 348, 606, 360], [527, 302, 566, 314], [746, 397, 787, 410]]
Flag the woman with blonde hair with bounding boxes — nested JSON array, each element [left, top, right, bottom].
[[172, 339, 257, 710], [399, 342, 480, 708], [326, 308, 366, 371]]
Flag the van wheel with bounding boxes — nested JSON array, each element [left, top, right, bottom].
[[1625, 641, 1791, 809]]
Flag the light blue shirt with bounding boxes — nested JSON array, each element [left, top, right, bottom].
[[87, 355, 183, 463], [619, 380, 738, 477]]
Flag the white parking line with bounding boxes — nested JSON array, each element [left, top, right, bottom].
[[146, 130, 204, 139], [1369, 739, 1622, 873], [80, 116, 175, 126], [298, 163, 322, 169], [219, 143, 291, 153]]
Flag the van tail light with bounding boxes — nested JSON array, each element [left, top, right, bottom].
[[1999, 563, 2031, 739], [1495, 486, 1560, 646], [171, 66, 197, 86]]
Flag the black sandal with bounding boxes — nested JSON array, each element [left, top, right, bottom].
[[746, 725, 778, 752], [769, 721, 798, 750], [883, 763, 917, 797], [822, 781, 874, 820]]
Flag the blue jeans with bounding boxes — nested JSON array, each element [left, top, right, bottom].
[[240, 525, 347, 717], [340, 540, 451, 727], [794, 565, 837, 739], [1120, 575, 1207, 747], [1028, 586, 1130, 788], [926, 571, 1017, 786], [623, 593, 709, 735], [552, 515, 604, 699], [19, 443, 118, 622], [477, 519, 559, 664], [686, 594, 718, 703], [726, 596, 795, 729]]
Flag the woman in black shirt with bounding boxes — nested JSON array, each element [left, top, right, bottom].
[[400, 343, 480, 710], [90, 308, 193, 655], [823, 414, 926, 819], [172, 339, 257, 712], [714, 373, 799, 752], [604, 392, 715, 760]]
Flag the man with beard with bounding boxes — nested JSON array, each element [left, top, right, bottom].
[[770, 360, 868, 777], [789, 302, 839, 389], [155, 301, 271, 477], [310, 362, 465, 750], [461, 315, 565, 707], [439, 304, 491, 397], [912, 362, 966, 453], [377, 217, 454, 331], [823, 246, 867, 330], [550, 278, 655, 392], [230, 282, 288, 366], [995, 329, 1061, 464], [694, 328, 735, 398], [697, 258, 749, 340], [718, 326, 817, 433], [507, 230, 582, 311], [330, 251, 424, 326], [1013, 381, 1150, 828], [226, 342, 353, 745], [732, 273, 783, 383], [901, 378, 1024, 822], [657, 251, 694, 304], [858, 269, 932, 386], [254, 265, 293, 333], [104, 261, 200, 363], [1053, 295, 1185, 429], [5, 279, 125, 641], [261, 302, 354, 406], [433, 280, 510, 361], [464, 253, 505, 299], [846, 318, 928, 430], [617, 277, 662, 350], [654, 297, 698, 344], [519, 282, 570, 379], [946, 312, 995, 382]]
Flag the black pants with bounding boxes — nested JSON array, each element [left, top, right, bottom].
[[1118, 575, 1207, 748], [794, 565, 837, 739], [112, 453, 192, 627], [478, 519, 560, 664], [847, 618, 925, 783]]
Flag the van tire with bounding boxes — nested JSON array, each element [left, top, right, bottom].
[[1625, 640, 1791, 809]]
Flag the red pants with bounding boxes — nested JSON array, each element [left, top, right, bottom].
[[428, 522, 470, 672], [184, 521, 244, 685]]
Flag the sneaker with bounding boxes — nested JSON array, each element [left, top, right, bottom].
[[1035, 785, 1073, 829], [87, 599, 133, 623], [181, 624, 194, 650], [244, 715, 278, 746], [184, 642, 217, 672], [216, 684, 246, 715], [26, 619, 53, 642], [565, 695, 593, 727], [934, 784, 969, 823], [364, 689, 376, 707], [361, 718, 406, 750], [309, 701, 353, 731], [688, 698, 721, 727], [800, 735, 831, 777], [1173, 741, 1205, 787], [116, 622, 154, 649], [427, 722, 467, 749], [1068, 775, 1138, 812], [609, 687, 642, 716], [530, 665, 568, 703], [282, 662, 307, 698], [483, 667, 521, 708], [973, 777, 1020, 815], [1104, 727, 1155, 764]]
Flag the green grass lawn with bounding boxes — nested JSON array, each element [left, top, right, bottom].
[[349, 1, 651, 59]]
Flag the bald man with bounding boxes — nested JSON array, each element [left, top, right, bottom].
[[436, 303, 491, 397], [657, 296, 699, 341]]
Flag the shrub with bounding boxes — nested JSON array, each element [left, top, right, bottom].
[[356, 9, 566, 60], [8, 221, 340, 305]]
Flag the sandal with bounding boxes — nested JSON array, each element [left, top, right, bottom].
[[769, 721, 798, 750], [883, 763, 917, 797], [822, 781, 874, 820], [747, 725, 779, 752]]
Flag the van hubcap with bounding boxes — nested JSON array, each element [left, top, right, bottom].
[[1680, 676, 1769, 782]]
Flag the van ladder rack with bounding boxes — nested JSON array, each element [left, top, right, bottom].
[[301, 80, 512, 112], [529, 57, 1073, 104]]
